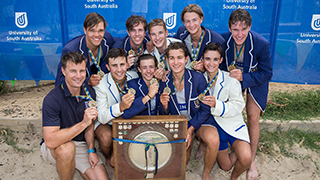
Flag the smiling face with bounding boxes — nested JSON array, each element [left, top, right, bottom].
[[203, 50, 223, 75], [138, 59, 156, 82], [106, 56, 127, 83], [229, 21, 251, 48], [62, 61, 86, 93], [127, 22, 146, 47], [84, 22, 105, 49], [167, 49, 188, 75], [183, 12, 203, 36], [149, 25, 168, 50]]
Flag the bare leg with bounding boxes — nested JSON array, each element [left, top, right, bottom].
[[84, 163, 109, 180], [246, 94, 261, 180], [50, 141, 76, 180], [95, 124, 113, 163], [195, 139, 206, 160], [197, 126, 219, 180], [231, 140, 251, 180]]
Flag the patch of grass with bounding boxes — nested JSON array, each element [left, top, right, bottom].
[[262, 90, 320, 121], [0, 80, 10, 95], [259, 129, 320, 157], [0, 128, 33, 153]]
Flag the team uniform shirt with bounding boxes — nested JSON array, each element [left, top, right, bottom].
[[221, 31, 273, 111], [93, 71, 138, 129], [42, 81, 96, 142], [204, 70, 249, 143], [122, 77, 160, 119], [55, 32, 115, 87], [158, 69, 215, 130]]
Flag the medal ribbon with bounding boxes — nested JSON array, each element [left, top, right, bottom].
[[159, 52, 165, 62], [200, 71, 219, 95], [190, 29, 205, 61], [234, 42, 245, 60], [71, 84, 94, 102], [131, 44, 144, 56], [88, 45, 102, 72], [115, 80, 129, 94], [172, 73, 185, 95]]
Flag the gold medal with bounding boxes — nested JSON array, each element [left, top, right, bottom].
[[158, 61, 165, 69], [163, 87, 171, 94], [190, 61, 196, 69], [198, 94, 205, 102], [128, 88, 136, 95], [228, 64, 236, 71], [128, 50, 135, 56], [88, 100, 97, 108], [150, 78, 158, 85], [97, 71, 105, 79]]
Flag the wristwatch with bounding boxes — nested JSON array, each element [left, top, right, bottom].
[[88, 147, 97, 154]]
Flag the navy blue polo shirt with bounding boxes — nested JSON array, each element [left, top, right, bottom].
[[42, 81, 96, 142]]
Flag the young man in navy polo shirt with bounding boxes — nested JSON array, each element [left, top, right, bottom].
[[42, 52, 109, 179]]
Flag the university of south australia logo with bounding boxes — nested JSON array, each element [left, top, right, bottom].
[[163, 13, 176, 30], [15, 12, 28, 28], [311, 14, 320, 31]]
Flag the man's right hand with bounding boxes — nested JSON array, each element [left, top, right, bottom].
[[148, 83, 159, 98], [83, 107, 98, 126], [88, 74, 101, 87], [127, 55, 135, 69], [160, 92, 170, 113], [120, 93, 135, 112]]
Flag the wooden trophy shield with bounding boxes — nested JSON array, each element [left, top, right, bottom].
[[113, 115, 188, 180]]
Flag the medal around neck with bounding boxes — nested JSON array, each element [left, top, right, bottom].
[[88, 100, 97, 108], [97, 71, 105, 79], [198, 94, 205, 102], [128, 50, 135, 56], [150, 78, 158, 85], [128, 88, 136, 95], [163, 87, 171, 94], [190, 61, 196, 69], [157, 61, 165, 69]]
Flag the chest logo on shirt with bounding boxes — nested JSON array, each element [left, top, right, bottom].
[[178, 103, 187, 111]]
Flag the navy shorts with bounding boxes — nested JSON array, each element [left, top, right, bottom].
[[216, 122, 237, 151]]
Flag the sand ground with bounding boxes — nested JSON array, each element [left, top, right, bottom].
[[0, 82, 319, 180]]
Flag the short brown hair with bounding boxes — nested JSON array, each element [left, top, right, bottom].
[[165, 42, 189, 58], [83, 12, 107, 30], [228, 9, 252, 28], [61, 52, 87, 69], [106, 48, 127, 65], [180, 4, 204, 22], [126, 15, 147, 31], [136, 54, 158, 69], [148, 18, 167, 33], [203, 43, 223, 58]]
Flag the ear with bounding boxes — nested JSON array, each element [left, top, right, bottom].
[[106, 64, 110, 71], [166, 30, 169, 37], [248, 24, 252, 31], [200, 16, 204, 23], [127, 30, 130, 37], [219, 57, 223, 65], [137, 66, 142, 73], [83, 27, 87, 35], [185, 56, 189, 64], [61, 67, 66, 76]]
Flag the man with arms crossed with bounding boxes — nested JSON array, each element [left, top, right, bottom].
[[55, 12, 115, 87], [221, 9, 273, 180], [93, 48, 138, 165], [41, 52, 109, 180]]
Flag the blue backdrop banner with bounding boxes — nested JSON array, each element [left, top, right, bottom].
[[0, 0, 319, 84]]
